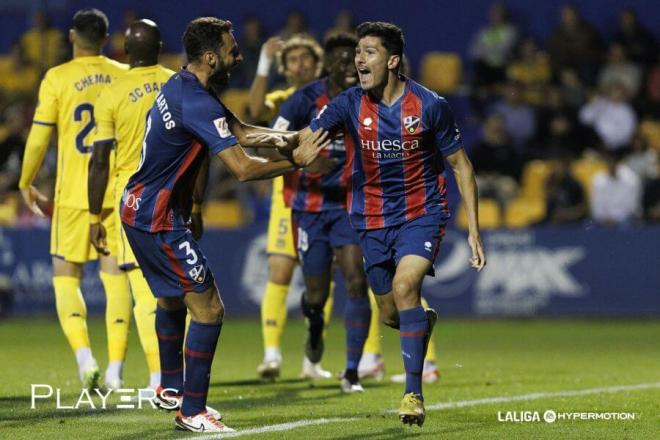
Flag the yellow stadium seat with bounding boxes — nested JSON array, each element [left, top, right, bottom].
[[570, 158, 607, 199], [456, 198, 501, 230], [203, 200, 247, 228], [520, 160, 558, 198], [640, 119, 660, 151], [220, 89, 251, 121], [0, 193, 18, 226], [159, 53, 184, 71], [419, 52, 462, 94], [504, 196, 546, 228]]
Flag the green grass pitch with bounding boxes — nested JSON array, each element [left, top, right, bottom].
[[0, 316, 659, 439]]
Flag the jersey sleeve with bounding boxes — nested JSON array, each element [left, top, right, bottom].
[[33, 71, 58, 125], [271, 90, 308, 131], [183, 90, 238, 155], [431, 96, 463, 157], [92, 87, 116, 144], [309, 91, 349, 133]]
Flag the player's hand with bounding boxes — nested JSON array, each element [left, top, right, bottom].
[[246, 132, 291, 149], [305, 156, 338, 175], [263, 37, 284, 59], [293, 129, 331, 167], [90, 222, 110, 256], [468, 233, 486, 271], [189, 212, 204, 241], [20, 185, 48, 217]]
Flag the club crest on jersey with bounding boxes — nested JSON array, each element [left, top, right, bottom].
[[404, 115, 420, 134], [213, 117, 231, 138], [189, 264, 206, 284], [362, 117, 373, 130]]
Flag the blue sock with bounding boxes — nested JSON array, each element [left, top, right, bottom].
[[156, 306, 187, 394], [399, 307, 429, 399], [344, 297, 371, 376], [181, 321, 222, 417]]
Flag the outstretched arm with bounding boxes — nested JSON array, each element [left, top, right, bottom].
[[445, 148, 486, 271], [248, 37, 284, 121], [88, 140, 113, 254], [19, 123, 53, 217]]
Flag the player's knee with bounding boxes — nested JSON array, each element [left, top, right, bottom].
[[301, 291, 325, 316], [391, 276, 417, 300]]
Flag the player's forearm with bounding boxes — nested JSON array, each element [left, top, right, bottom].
[[248, 75, 269, 120], [88, 142, 112, 216], [239, 156, 296, 182], [450, 154, 481, 236], [19, 124, 52, 189]]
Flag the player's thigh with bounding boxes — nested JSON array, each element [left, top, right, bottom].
[[334, 244, 368, 298], [121, 224, 215, 299], [267, 254, 297, 285], [50, 205, 94, 264], [51, 255, 83, 278]]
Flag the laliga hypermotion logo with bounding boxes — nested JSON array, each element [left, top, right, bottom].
[[30, 384, 180, 410], [404, 115, 420, 134]]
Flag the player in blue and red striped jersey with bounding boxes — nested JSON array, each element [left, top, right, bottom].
[[303, 22, 487, 426], [120, 17, 329, 433], [273, 33, 371, 393]]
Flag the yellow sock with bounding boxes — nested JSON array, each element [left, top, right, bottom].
[[323, 281, 335, 334], [421, 296, 437, 362], [261, 281, 289, 350], [53, 276, 90, 352], [100, 271, 131, 363], [128, 269, 160, 374], [363, 289, 382, 355]]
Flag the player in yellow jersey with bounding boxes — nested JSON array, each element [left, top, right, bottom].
[[87, 19, 174, 391], [249, 34, 337, 379], [19, 8, 129, 390]]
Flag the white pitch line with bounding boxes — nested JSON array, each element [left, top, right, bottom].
[[189, 381, 660, 439]]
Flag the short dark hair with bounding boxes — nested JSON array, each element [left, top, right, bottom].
[[356, 21, 404, 56], [324, 33, 358, 54], [183, 17, 233, 62], [72, 8, 108, 46]]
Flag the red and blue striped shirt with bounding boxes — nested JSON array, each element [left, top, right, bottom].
[[310, 79, 461, 230], [273, 78, 348, 212]]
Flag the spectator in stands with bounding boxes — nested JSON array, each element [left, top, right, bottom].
[[547, 4, 603, 84], [507, 37, 551, 106], [490, 81, 537, 152], [471, 112, 519, 206], [613, 8, 657, 69], [534, 86, 583, 158], [277, 10, 310, 39], [598, 43, 642, 101], [108, 10, 138, 62], [644, 54, 660, 117], [625, 132, 658, 182], [230, 15, 265, 88], [590, 151, 642, 225], [559, 68, 587, 110], [20, 10, 63, 74], [643, 161, 660, 222], [0, 104, 26, 195], [0, 41, 39, 98], [542, 156, 587, 224], [469, 2, 518, 87], [324, 10, 355, 39], [579, 82, 637, 151]]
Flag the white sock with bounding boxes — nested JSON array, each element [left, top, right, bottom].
[[75, 348, 94, 378], [358, 352, 381, 371], [264, 347, 282, 363], [105, 361, 123, 384], [149, 372, 161, 390]]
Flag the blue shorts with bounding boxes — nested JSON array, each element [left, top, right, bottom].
[[292, 209, 360, 276], [358, 215, 446, 295], [122, 224, 215, 297]]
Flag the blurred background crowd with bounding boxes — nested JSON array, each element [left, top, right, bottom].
[[0, 2, 659, 230]]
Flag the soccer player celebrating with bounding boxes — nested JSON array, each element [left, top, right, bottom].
[[251, 35, 335, 380], [304, 22, 486, 426], [19, 8, 129, 390], [119, 17, 328, 433], [88, 19, 174, 391], [273, 33, 372, 393]]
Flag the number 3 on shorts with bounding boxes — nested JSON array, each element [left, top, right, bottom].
[[179, 241, 198, 265]]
